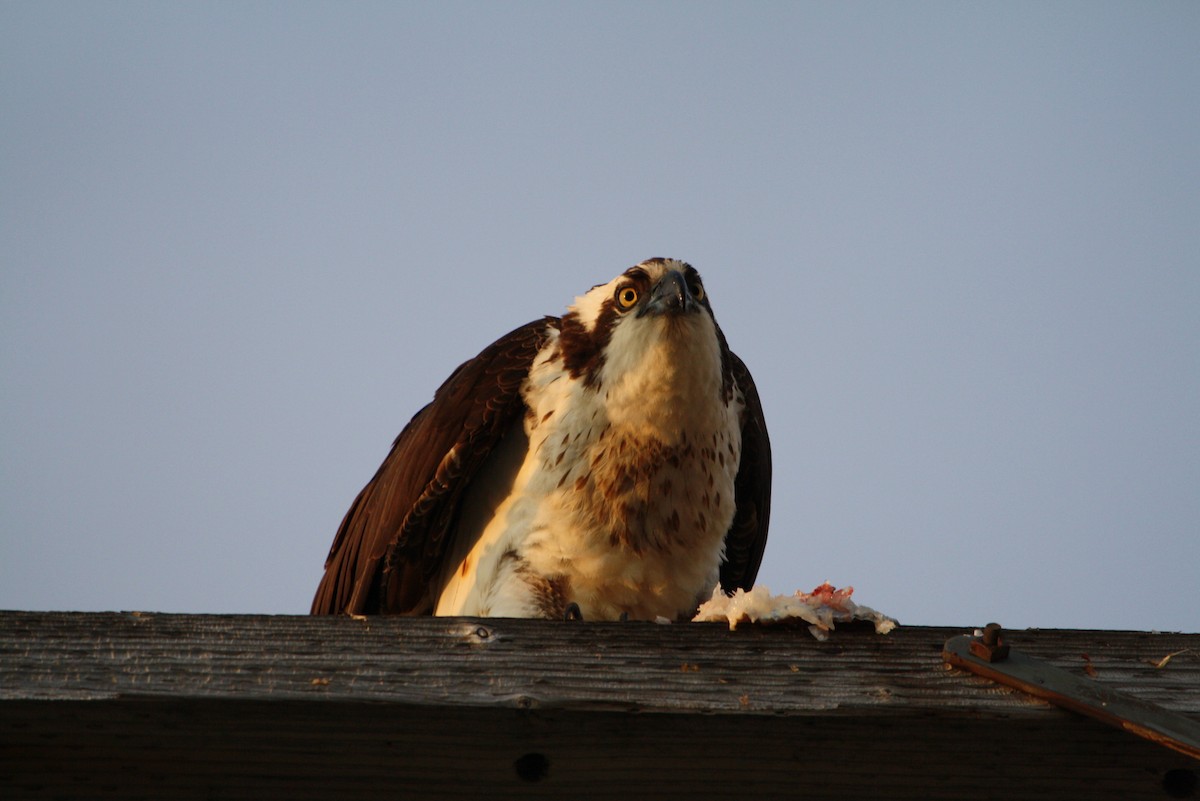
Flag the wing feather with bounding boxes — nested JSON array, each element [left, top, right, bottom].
[[719, 351, 772, 592], [311, 318, 555, 615]]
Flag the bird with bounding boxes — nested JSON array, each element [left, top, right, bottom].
[[311, 258, 771, 621]]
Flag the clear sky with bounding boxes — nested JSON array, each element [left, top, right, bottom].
[[2, 2, 1197, 631]]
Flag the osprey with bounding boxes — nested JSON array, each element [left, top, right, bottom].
[[312, 258, 771, 621]]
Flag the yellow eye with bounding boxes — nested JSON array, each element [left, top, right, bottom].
[[690, 280, 705, 302], [616, 285, 639, 310]]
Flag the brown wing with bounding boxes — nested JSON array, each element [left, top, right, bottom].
[[311, 318, 556, 615], [719, 351, 772, 592]]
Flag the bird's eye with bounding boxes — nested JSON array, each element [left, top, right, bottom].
[[615, 285, 639, 310], [689, 280, 705, 302]]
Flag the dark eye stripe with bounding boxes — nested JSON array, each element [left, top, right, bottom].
[[559, 296, 618, 387], [682, 265, 707, 304]]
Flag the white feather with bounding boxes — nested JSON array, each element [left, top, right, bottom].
[[435, 259, 743, 620]]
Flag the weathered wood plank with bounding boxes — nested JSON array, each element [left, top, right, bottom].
[[1, 612, 1198, 799]]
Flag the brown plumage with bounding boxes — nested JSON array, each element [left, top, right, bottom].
[[312, 259, 771, 619]]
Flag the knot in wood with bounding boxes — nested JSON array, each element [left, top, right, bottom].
[[450, 622, 499, 645]]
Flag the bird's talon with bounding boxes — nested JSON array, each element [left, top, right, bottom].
[[563, 602, 583, 622]]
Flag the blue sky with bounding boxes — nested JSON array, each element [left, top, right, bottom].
[[2, 2, 1197, 631]]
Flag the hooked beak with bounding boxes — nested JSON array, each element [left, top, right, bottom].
[[637, 270, 697, 318]]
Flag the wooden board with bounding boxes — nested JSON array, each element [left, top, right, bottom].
[[2, 612, 1197, 799]]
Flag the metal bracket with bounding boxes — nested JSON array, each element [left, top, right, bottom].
[[943, 624, 1200, 760]]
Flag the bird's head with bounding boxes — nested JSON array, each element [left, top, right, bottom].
[[558, 258, 730, 403]]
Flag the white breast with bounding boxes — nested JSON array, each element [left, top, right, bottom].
[[435, 314, 742, 621]]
